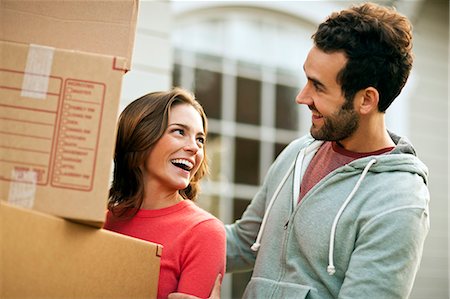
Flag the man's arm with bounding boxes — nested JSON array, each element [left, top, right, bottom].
[[338, 206, 429, 298], [226, 137, 308, 272], [225, 182, 268, 272]]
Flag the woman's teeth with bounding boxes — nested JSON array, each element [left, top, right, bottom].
[[171, 159, 193, 171]]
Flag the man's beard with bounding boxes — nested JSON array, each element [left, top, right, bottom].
[[310, 105, 359, 142]]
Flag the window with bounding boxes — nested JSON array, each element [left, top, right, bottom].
[[234, 137, 260, 185], [236, 76, 261, 125], [195, 69, 222, 119]]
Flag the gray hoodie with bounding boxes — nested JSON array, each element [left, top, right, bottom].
[[226, 132, 429, 298]]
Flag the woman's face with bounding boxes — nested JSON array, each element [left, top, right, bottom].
[[143, 103, 205, 194]]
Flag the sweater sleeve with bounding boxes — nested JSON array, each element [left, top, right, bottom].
[[338, 206, 429, 298], [176, 218, 226, 299]]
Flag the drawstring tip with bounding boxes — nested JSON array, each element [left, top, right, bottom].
[[251, 243, 260, 252], [327, 265, 336, 275]]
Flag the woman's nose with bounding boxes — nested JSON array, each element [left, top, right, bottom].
[[184, 138, 200, 153]]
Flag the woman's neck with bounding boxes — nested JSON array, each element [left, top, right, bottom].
[[140, 186, 183, 210]]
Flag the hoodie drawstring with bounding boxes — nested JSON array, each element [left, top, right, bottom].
[[251, 160, 296, 252], [327, 158, 377, 275]]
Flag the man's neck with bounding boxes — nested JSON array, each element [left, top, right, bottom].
[[338, 118, 394, 153]]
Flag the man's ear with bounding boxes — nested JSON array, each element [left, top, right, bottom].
[[356, 87, 379, 115]]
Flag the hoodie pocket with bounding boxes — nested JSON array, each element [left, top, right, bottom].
[[243, 277, 314, 298]]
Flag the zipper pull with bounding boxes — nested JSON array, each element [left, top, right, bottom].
[[284, 219, 289, 230]]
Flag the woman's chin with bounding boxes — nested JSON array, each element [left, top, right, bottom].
[[173, 181, 190, 192]]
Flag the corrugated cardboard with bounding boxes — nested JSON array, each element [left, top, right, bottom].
[[0, 40, 124, 226], [0, 0, 138, 71], [0, 202, 162, 299]]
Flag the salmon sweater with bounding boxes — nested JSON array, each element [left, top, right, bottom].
[[104, 200, 226, 299]]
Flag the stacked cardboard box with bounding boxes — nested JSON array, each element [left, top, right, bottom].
[[0, 1, 162, 298], [0, 0, 139, 226], [0, 40, 128, 226]]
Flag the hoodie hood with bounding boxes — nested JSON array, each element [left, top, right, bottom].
[[347, 131, 428, 185]]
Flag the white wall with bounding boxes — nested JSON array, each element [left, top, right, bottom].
[[407, 1, 449, 298], [120, 0, 172, 112]]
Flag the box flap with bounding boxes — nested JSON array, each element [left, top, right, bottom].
[[0, 0, 138, 70]]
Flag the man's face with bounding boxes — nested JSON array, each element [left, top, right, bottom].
[[296, 46, 359, 141]]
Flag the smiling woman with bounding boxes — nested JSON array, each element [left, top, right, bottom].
[[103, 87, 225, 299], [142, 103, 206, 210]]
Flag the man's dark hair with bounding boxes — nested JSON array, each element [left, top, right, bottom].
[[313, 2, 413, 112]]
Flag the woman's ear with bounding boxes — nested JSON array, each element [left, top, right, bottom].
[[356, 87, 379, 115]]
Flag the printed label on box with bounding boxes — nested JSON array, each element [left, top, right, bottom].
[[0, 70, 105, 191]]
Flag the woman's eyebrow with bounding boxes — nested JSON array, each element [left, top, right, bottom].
[[168, 123, 205, 135]]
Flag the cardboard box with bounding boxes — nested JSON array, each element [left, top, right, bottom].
[[0, 0, 139, 70], [0, 40, 125, 226], [0, 202, 162, 299]]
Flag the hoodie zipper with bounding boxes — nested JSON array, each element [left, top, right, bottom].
[[277, 214, 291, 296]]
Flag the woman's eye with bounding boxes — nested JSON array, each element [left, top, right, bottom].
[[173, 128, 184, 135], [197, 137, 205, 144]]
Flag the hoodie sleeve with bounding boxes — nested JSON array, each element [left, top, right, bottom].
[[338, 201, 430, 298], [225, 182, 268, 272], [225, 136, 310, 273]]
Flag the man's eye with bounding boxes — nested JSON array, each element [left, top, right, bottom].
[[313, 83, 322, 92]]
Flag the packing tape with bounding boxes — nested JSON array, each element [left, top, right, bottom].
[[21, 44, 55, 99], [8, 169, 37, 209]]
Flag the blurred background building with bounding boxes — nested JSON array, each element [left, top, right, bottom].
[[120, 0, 449, 298]]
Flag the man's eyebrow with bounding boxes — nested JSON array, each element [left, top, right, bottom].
[[309, 77, 326, 90], [303, 65, 327, 91]]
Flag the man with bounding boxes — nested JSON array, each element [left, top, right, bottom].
[[170, 2, 429, 298]]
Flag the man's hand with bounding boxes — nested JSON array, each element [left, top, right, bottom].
[[168, 274, 222, 299]]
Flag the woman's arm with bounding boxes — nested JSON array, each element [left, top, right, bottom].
[[177, 218, 226, 298]]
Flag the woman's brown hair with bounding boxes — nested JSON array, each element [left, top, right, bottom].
[[108, 87, 208, 217]]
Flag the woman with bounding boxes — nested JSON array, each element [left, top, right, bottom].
[[104, 88, 225, 299]]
